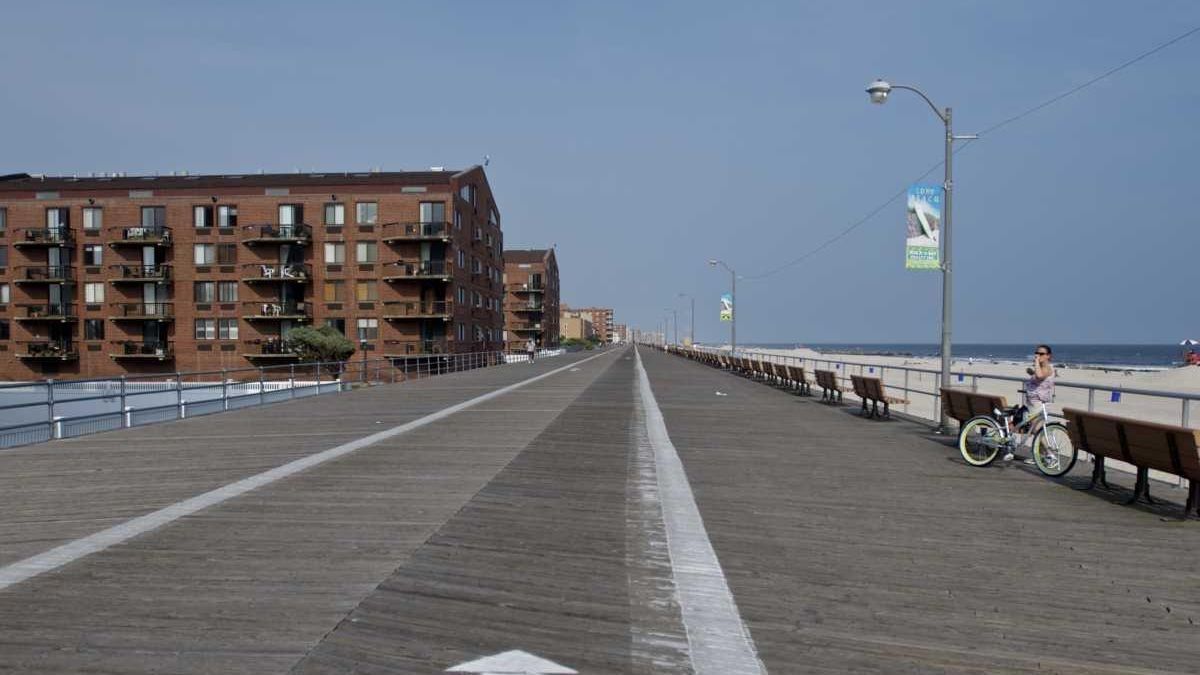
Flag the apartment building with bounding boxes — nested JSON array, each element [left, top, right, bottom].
[[612, 323, 627, 343], [502, 248, 559, 351], [572, 307, 614, 344], [559, 308, 595, 341], [0, 167, 505, 379]]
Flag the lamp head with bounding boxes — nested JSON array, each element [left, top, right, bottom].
[[707, 259, 718, 267], [866, 78, 892, 104]]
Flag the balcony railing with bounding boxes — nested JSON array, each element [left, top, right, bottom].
[[509, 322, 544, 332], [507, 282, 545, 293], [110, 303, 174, 320], [16, 228, 72, 246], [242, 263, 312, 281], [15, 265, 73, 283], [111, 226, 171, 244], [243, 223, 312, 244], [381, 221, 451, 242], [383, 339, 449, 355], [16, 341, 78, 360], [382, 300, 453, 319], [242, 301, 311, 320], [110, 341, 174, 359], [243, 339, 300, 358], [507, 302, 545, 312], [15, 304, 75, 321], [111, 264, 171, 281], [383, 260, 452, 280]]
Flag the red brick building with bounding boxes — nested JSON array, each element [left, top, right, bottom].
[[0, 167, 505, 379], [503, 249, 559, 352], [572, 307, 614, 344]]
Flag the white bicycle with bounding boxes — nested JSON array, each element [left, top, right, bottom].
[[958, 394, 1077, 477]]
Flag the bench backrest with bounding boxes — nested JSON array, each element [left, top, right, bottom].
[[785, 365, 804, 383], [1063, 408, 1200, 481], [850, 375, 868, 399], [939, 387, 1008, 423], [815, 369, 840, 390], [862, 376, 883, 401]]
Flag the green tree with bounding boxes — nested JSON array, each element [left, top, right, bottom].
[[285, 326, 355, 370]]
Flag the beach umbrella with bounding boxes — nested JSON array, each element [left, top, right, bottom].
[[1181, 339, 1200, 346]]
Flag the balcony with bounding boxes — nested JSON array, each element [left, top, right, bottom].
[[507, 301, 545, 313], [382, 260, 453, 282], [381, 221, 451, 243], [383, 339, 449, 356], [242, 301, 311, 321], [15, 228, 72, 248], [242, 224, 312, 245], [109, 226, 171, 246], [507, 282, 545, 294], [242, 339, 300, 360], [110, 341, 174, 360], [16, 341, 78, 361], [110, 264, 171, 283], [14, 304, 76, 322], [109, 302, 174, 321], [509, 322, 544, 333], [14, 265, 73, 284], [242, 263, 312, 283], [382, 300, 453, 320]]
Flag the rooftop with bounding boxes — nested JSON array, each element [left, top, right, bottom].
[[0, 168, 478, 193]]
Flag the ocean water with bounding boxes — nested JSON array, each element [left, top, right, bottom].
[[740, 343, 1187, 369]]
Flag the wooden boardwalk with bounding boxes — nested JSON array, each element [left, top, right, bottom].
[[0, 345, 1198, 673]]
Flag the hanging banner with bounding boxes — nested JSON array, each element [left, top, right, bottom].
[[719, 293, 733, 322], [905, 184, 942, 270]]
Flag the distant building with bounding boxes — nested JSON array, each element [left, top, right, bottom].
[[612, 323, 627, 343], [559, 308, 595, 341], [503, 248, 559, 351], [0, 168, 505, 379], [572, 307, 614, 343]]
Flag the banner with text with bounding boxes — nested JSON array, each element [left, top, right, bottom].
[[719, 293, 733, 322], [905, 184, 942, 270]]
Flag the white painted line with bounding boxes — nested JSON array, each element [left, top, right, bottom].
[[634, 346, 767, 675], [0, 350, 615, 592]]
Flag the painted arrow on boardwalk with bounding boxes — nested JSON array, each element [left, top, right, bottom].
[[446, 649, 577, 674]]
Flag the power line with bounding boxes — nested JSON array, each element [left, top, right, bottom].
[[743, 23, 1200, 282]]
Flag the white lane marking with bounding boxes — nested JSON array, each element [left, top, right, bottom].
[[0, 351, 616, 592], [446, 649, 576, 673], [634, 346, 767, 675]]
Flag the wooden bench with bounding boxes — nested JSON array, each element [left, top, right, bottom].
[[783, 365, 812, 396], [939, 387, 1009, 426], [815, 369, 844, 403], [1063, 408, 1200, 519], [852, 375, 909, 418]]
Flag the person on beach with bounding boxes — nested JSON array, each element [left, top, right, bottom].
[[526, 338, 536, 363], [1006, 344, 1055, 461]]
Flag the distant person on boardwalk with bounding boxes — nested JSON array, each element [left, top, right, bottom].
[[1008, 344, 1055, 461], [526, 338, 536, 363]]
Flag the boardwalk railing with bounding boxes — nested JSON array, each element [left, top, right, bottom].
[[0, 349, 556, 450]]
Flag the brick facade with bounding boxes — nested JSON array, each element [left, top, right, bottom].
[[0, 168, 505, 380], [502, 249, 559, 351]]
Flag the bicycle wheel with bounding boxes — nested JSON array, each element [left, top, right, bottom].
[[1032, 422, 1076, 477], [959, 415, 1004, 466]]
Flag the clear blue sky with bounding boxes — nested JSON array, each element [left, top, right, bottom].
[[3, 1, 1198, 344]]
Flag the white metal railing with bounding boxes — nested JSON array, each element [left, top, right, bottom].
[[0, 350, 560, 450]]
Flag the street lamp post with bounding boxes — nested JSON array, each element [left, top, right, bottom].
[[664, 308, 678, 346], [708, 259, 736, 354], [678, 292, 695, 345], [866, 79, 976, 432]]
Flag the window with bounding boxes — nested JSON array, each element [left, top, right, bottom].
[[194, 318, 216, 340], [457, 286, 466, 304], [0, 246, 7, 267], [0, 284, 8, 304], [324, 318, 346, 335], [457, 249, 465, 267], [457, 322, 466, 341], [323, 280, 344, 302], [472, 257, 481, 274], [0, 207, 6, 234], [454, 209, 461, 229], [474, 291, 482, 308], [217, 205, 238, 228], [324, 203, 345, 226], [217, 281, 238, 302], [83, 207, 103, 231], [46, 207, 69, 229], [194, 281, 215, 303], [84, 319, 105, 341], [419, 202, 445, 223], [0, 320, 9, 340], [356, 318, 378, 341], [141, 206, 166, 228], [193, 205, 213, 228], [355, 201, 377, 225], [324, 242, 345, 263], [474, 324, 483, 341], [194, 243, 215, 265], [84, 283, 104, 304], [356, 280, 377, 301], [83, 245, 103, 266], [355, 241, 377, 263], [216, 243, 237, 265], [459, 184, 474, 204], [278, 204, 303, 225], [218, 318, 239, 340]]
